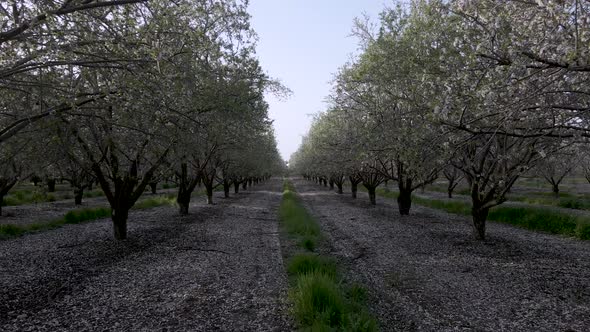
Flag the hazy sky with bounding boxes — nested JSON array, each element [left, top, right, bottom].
[[248, 0, 387, 161]]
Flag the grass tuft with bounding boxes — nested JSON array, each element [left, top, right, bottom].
[[0, 224, 25, 237], [291, 272, 345, 327], [133, 194, 176, 210], [287, 253, 337, 279], [64, 207, 110, 224]]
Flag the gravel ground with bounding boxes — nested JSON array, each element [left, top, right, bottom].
[[293, 178, 590, 332], [0, 180, 291, 331]]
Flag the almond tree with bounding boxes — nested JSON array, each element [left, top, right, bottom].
[[442, 165, 463, 199], [423, 0, 589, 239], [536, 151, 577, 198]]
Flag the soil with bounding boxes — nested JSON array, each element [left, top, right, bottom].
[[0, 180, 291, 331], [294, 178, 590, 332]]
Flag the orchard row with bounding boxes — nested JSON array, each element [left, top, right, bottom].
[[290, 0, 590, 240], [0, 1, 285, 239]]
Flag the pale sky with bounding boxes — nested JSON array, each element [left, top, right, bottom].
[[248, 0, 387, 161]]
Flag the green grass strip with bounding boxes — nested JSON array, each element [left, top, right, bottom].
[[280, 179, 378, 331], [409, 194, 590, 240], [0, 194, 177, 240]]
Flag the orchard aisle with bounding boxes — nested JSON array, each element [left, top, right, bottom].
[[0, 179, 291, 331], [292, 178, 590, 331]]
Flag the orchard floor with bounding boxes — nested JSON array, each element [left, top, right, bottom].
[[1, 177, 589, 331], [0, 180, 291, 331], [293, 178, 590, 331]]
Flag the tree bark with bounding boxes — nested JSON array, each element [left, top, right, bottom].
[[177, 190, 191, 215], [471, 207, 489, 241], [397, 189, 412, 215], [74, 188, 83, 205], [175, 163, 199, 215], [242, 181, 247, 190], [366, 186, 376, 205], [234, 182, 240, 194], [223, 181, 230, 198], [205, 185, 214, 204], [336, 183, 343, 194], [47, 178, 56, 192], [351, 182, 358, 199], [448, 190, 453, 198], [112, 208, 129, 240], [149, 182, 157, 194], [552, 184, 559, 198], [0, 178, 18, 216], [329, 180, 334, 190]]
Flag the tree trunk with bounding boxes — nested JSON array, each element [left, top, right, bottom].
[[234, 182, 240, 194], [552, 184, 559, 198], [248, 179, 253, 187], [329, 180, 334, 190], [223, 181, 230, 198], [336, 183, 343, 194], [471, 207, 489, 241], [0, 194, 3, 216], [112, 208, 129, 240], [242, 181, 247, 190], [47, 179, 56, 192], [447, 180, 456, 198], [177, 190, 191, 215], [351, 182, 358, 199], [149, 182, 157, 194], [397, 189, 412, 215], [74, 188, 83, 205], [366, 186, 376, 205], [206, 185, 214, 204]]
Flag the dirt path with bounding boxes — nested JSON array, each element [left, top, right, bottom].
[[0, 179, 291, 331], [293, 178, 590, 331]]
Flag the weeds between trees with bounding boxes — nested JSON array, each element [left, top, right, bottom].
[[0, 194, 176, 240], [279, 180, 377, 331], [368, 187, 590, 241]]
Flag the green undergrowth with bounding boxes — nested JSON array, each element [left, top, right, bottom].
[[2, 188, 106, 207], [507, 192, 590, 211], [410, 195, 590, 240], [280, 179, 377, 331], [280, 183, 320, 251], [133, 194, 176, 210], [3, 190, 57, 206], [0, 194, 177, 240]]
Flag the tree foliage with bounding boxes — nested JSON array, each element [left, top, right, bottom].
[[291, 0, 590, 240]]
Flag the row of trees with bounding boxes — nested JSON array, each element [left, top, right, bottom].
[[0, 1, 285, 239], [290, 0, 590, 240]]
